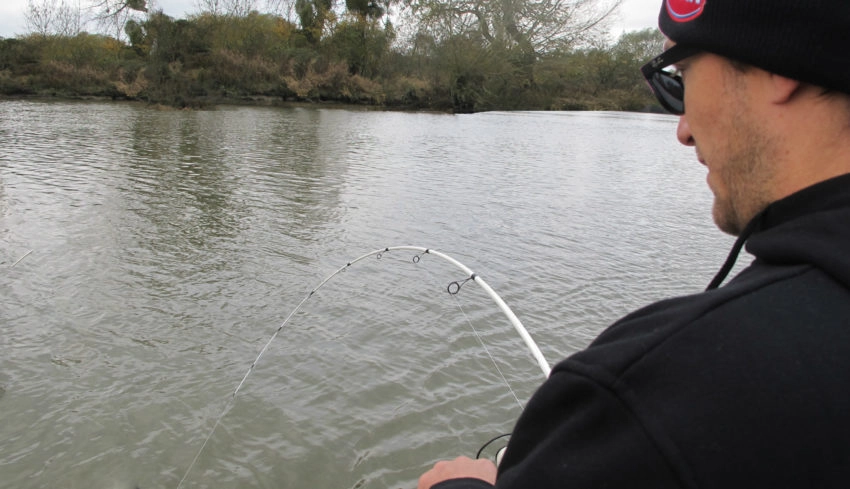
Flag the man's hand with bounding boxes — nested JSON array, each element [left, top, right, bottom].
[[417, 456, 497, 489]]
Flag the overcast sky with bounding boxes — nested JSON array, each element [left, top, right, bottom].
[[0, 0, 661, 39]]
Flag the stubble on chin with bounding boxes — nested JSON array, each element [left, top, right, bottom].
[[712, 134, 777, 236], [712, 197, 743, 236]]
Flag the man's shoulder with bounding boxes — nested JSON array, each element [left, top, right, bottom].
[[560, 262, 850, 382], [543, 263, 850, 487]]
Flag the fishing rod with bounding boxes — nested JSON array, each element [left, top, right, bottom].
[[396, 246, 550, 378], [177, 245, 550, 488], [238, 246, 550, 398]]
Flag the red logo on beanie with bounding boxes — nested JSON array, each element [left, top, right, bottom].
[[666, 0, 706, 22]]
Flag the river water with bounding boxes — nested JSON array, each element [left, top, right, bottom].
[[0, 100, 738, 489]]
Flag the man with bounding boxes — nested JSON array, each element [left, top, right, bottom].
[[419, 0, 850, 487]]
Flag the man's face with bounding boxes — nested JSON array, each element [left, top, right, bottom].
[[673, 47, 778, 236]]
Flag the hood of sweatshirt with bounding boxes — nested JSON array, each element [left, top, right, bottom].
[[707, 172, 850, 290]]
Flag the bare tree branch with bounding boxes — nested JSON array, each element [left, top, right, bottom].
[[221, 0, 259, 16], [87, 0, 150, 40], [402, 0, 622, 54], [25, 0, 84, 36], [195, 0, 225, 15]]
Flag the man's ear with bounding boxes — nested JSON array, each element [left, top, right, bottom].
[[768, 73, 803, 105]]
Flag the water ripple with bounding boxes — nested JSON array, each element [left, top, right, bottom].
[[0, 101, 736, 489]]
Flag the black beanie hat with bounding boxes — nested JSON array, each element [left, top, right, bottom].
[[659, 0, 850, 94]]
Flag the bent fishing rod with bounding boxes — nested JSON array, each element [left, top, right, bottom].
[[177, 245, 550, 488]]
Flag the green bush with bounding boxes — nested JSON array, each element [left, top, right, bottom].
[[0, 11, 662, 111]]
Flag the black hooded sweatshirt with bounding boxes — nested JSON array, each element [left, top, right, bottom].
[[433, 173, 850, 489]]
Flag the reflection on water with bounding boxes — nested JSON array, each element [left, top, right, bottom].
[[0, 101, 736, 489]]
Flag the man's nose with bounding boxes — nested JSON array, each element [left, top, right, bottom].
[[676, 115, 695, 146]]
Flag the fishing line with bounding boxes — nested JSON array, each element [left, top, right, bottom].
[[176, 246, 550, 488], [11, 250, 32, 268], [449, 292, 524, 412], [446, 283, 523, 467]]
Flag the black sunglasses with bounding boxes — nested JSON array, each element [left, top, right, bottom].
[[641, 44, 701, 115]]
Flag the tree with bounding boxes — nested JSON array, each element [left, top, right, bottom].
[[295, 0, 334, 42], [402, 0, 622, 55], [346, 0, 385, 19], [391, 0, 622, 111], [89, 0, 149, 15], [24, 0, 84, 36], [608, 28, 664, 110], [221, 0, 260, 16], [331, 0, 392, 75], [329, 16, 394, 76], [611, 27, 664, 63], [195, 0, 225, 15], [265, 0, 299, 23], [88, 0, 150, 40]]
